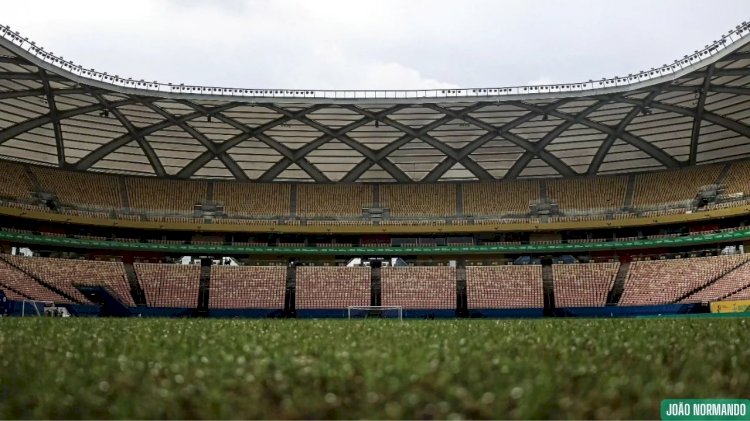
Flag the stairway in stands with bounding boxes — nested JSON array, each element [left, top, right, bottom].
[[371, 263, 381, 306], [676, 257, 750, 302], [118, 176, 130, 210], [123, 262, 147, 306], [285, 262, 297, 317], [455, 264, 468, 317], [0, 254, 81, 304], [623, 175, 636, 208], [197, 260, 212, 316], [606, 262, 630, 305], [542, 263, 555, 316]]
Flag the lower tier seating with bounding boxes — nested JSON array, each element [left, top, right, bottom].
[[619, 254, 750, 306], [3, 255, 95, 304], [680, 260, 750, 304], [725, 285, 750, 301], [381, 266, 456, 309], [295, 266, 371, 309], [209, 266, 286, 309], [0, 258, 70, 304], [553, 263, 619, 307], [135, 263, 200, 308], [466, 265, 543, 309]]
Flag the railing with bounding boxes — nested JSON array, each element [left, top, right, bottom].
[[2, 193, 750, 226], [1, 20, 748, 100]]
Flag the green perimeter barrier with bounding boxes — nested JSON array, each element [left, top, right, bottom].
[[2, 228, 750, 255]]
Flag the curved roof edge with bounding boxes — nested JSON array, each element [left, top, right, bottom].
[[1, 21, 749, 104]]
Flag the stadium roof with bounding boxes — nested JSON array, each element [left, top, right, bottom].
[[1, 22, 750, 182]]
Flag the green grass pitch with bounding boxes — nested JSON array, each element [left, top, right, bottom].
[[1, 318, 749, 419]]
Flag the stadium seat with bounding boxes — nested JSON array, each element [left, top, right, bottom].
[[619, 254, 750, 306], [297, 184, 372, 218], [213, 181, 290, 217], [2, 255, 134, 306], [126, 178, 207, 212], [462, 180, 540, 216], [209, 266, 286, 309], [381, 266, 456, 309], [135, 263, 200, 308], [466, 265, 543, 308], [0, 258, 71, 304], [295, 266, 371, 309], [380, 184, 456, 217], [552, 262, 618, 307]]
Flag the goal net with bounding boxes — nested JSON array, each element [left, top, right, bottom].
[[347, 306, 403, 320], [20, 300, 69, 317]]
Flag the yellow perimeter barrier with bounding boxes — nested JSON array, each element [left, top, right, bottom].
[[710, 300, 750, 313]]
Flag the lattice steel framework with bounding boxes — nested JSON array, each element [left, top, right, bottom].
[[1, 22, 750, 182]]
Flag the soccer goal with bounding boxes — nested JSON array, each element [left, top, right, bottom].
[[20, 300, 69, 317], [347, 306, 403, 320]]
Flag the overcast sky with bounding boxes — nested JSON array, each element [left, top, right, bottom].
[[3, 0, 749, 90]]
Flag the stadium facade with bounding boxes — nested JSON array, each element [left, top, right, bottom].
[[1, 21, 750, 319]]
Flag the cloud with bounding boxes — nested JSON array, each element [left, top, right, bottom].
[[526, 76, 555, 87], [362, 62, 459, 90], [1, 0, 748, 90]]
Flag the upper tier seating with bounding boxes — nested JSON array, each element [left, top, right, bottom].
[[0, 258, 70, 303], [126, 178, 207, 212], [547, 176, 627, 211], [722, 160, 750, 196], [463, 181, 540, 216], [297, 184, 372, 217], [381, 266, 456, 309], [552, 262, 619, 307], [680, 260, 750, 303], [213, 182, 290, 217], [33, 167, 121, 209], [3, 254, 94, 304], [380, 184, 456, 217], [466, 265, 543, 309], [632, 165, 722, 207], [209, 266, 286, 309], [135, 263, 200, 308], [619, 254, 750, 306], [0, 161, 33, 201], [295, 266, 371, 309]]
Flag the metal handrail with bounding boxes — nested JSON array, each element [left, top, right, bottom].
[[0, 20, 748, 100]]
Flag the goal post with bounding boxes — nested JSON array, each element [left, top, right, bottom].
[[347, 305, 403, 320], [21, 300, 53, 317], [20, 300, 69, 317]]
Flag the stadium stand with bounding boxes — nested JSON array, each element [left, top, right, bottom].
[[297, 184, 371, 218], [2, 255, 94, 304], [380, 184, 456, 217], [547, 176, 627, 211], [680, 260, 750, 303], [552, 262, 619, 307], [135, 263, 201, 308], [724, 285, 750, 301], [209, 266, 286, 309], [462, 180, 539, 216], [466, 265, 543, 308], [381, 266, 456, 309], [125, 178, 207, 212], [32, 167, 122, 209], [0, 161, 33, 200], [295, 266, 371, 309], [0, 258, 70, 303], [619, 254, 750, 306], [631, 165, 722, 207], [213, 181, 290, 217], [722, 160, 750, 196]]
